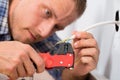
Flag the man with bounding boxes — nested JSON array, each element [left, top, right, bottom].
[[0, 0, 99, 80]]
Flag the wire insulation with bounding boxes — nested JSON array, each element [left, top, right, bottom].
[[56, 21, 120, 44]]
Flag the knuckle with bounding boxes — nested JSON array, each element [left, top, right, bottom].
[[88, 49, 96, 57], [92, 39, 97, 46], [18, 70, 27, 77], [19, 52, 27, 58], [89, 57, 93, 62], [80, 49, 85, 54], [78, 40, 82, 45], [37, 62, 44, 68], [23, 44, 32, 50], [17, 50, 28, 59], [6, 64, 16, 74], [93, 63, 97, 69], [37, 60, 45, 72], [27, 70, 35, 76], [12, 58, 21, 64], [92, 48, 98, 56], [10, 75, 18, 80]]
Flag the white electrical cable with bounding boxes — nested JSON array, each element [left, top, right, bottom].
[[56, 21, 120, 44], [69, 21, 120, 40]]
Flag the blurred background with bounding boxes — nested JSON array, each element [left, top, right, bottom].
[[56, 0, 120, 80]]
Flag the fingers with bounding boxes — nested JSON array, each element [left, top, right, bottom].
[[72, 31, 94, 40], [3, 62, 19, 80], [72, 31, 100, 73], [72, 31, 99, 56], [74, 56, 96, 74], [74, 39, 97, 48], [0, 41, 45, 80], [0, 58, 18, 80], [20, 53, 35, 77], [17, 61, 27, 77], [24, 45, 45, 73], [73, 31, 97, 49], [9, 69, 18, 80], [73, 32, 99, 52], [75, 56, 96, 67], [75, 48, 99, 64], [12, 44, 45, 79], [81, 56, 94, 64]]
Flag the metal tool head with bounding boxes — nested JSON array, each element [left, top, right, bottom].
[[115, 10, 119, 32], [50, 42, 74, 55]]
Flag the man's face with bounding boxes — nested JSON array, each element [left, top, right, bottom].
[[9, 0, 78, 43]]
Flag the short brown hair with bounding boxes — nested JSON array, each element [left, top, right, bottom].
[[74, 0, 87, 17]]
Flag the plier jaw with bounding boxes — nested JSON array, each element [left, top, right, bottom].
[[39, 42, 74, 69]]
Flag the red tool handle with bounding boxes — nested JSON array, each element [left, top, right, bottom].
[[39, 52, 74, 68]]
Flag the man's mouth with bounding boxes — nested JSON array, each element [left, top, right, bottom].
[[28, 30, 36, 41]]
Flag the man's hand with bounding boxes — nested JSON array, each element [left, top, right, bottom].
[[62, 31, 99, 80], [0, 41, 45, 80]]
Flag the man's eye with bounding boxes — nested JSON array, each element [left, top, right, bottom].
[[54, 25, 64, 31], [45, 9, 52, 17]]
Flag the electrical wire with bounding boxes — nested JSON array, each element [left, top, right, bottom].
[[56, 21, 120, 44]]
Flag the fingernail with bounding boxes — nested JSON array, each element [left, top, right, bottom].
[[71, 35, 76, 39]]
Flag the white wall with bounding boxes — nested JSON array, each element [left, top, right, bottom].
[[56, 0, 120, 80]]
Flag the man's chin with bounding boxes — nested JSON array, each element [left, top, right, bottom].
[[14, 38, 33, 44], [24, 39, 42, 44], [15, 37, 43, 44]]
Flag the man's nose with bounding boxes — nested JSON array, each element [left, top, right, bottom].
[[38, 20, 56, 38]]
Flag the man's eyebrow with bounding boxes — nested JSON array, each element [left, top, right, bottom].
[[50, 7, 58, 19]]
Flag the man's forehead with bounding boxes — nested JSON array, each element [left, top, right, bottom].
[[49, 0, 77, 25], [51, 0, 75, 19]]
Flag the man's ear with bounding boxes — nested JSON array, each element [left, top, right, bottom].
[[9, 0, 19, 16]]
